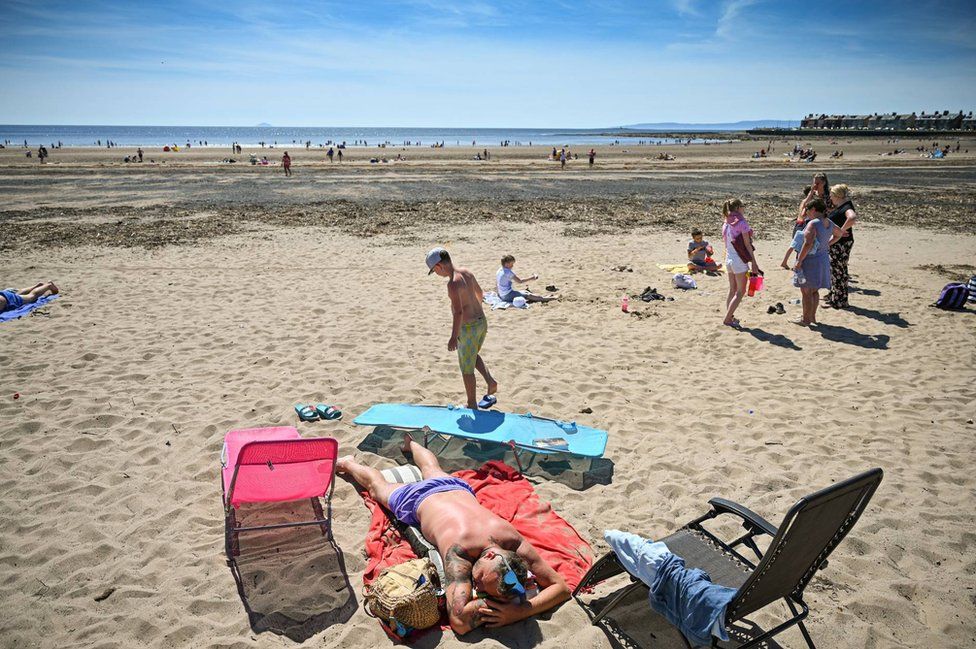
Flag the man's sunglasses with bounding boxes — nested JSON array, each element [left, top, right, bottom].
[[497, 552, 527, 602]]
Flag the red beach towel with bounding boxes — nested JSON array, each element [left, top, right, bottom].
[[361, 461, 594, 591]]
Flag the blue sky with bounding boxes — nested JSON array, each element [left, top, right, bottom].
[[1, 0, 974, 126]]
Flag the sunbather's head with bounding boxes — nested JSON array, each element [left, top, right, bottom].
[[501, 254, 515, 269], [472, 547, 529, 600]]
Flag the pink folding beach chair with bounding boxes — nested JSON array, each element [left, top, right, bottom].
[[221, 426, 339, 558]]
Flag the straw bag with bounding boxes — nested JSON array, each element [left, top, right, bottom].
[[364, 558, 441, 637]]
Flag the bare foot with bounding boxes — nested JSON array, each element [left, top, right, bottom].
[[487, 379, 498, 396], [336, 455, 355, 474], [400, 434, 414, 456]]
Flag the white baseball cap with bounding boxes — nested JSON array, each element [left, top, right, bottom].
[[425, 247, 449, 274]]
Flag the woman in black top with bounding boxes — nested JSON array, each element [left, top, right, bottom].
[[825, 184, 857, 308]]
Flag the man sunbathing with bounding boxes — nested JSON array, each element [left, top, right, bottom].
[[0, 281, 58, 313], [337, 435, 570, 634]]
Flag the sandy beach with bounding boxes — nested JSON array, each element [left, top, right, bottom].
[[1, 137, 975, 649]]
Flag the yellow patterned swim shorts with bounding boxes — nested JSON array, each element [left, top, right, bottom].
[[457, 317, 487, 375]]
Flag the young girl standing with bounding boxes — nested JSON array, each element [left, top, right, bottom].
[[722, 199, 762, 327]]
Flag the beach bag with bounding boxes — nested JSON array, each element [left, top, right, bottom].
[[968, 275, 976, 302], [672, 274, 697, 290], [364, 558, 441, 638], [934, 283, 969, 310]]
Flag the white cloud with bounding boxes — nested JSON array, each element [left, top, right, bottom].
[[715, 0, 760, 39]]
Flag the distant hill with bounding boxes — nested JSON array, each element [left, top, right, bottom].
[[255, 122, 272, 127], [621, 120, 799, 131]]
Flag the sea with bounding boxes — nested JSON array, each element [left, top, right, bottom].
[[0, 125, 726, 148]]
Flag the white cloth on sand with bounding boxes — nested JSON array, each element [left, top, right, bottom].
[[483, 291, 529, 310]]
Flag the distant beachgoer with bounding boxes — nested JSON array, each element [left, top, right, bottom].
[[721, 199, 761, 328], [327, 147, 334, 162], [496, 255, 558, 304], [687, 228, 721, 273], [559, 149, 566, 169], [337, 149, 343, 162], [825, 184, 857, 309], [282, 151, 292, 176], [0, 281, 59, 313], [137, 148, 143, 162], [793, 198, 842, 326], [588, 149, 595, 166]]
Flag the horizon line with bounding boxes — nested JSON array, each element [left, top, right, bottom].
[[0, 120, 799, 129]]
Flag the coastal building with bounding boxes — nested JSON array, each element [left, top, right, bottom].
[[799, 110, 967, 131]]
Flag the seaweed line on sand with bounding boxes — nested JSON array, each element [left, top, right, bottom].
[[1, 191, 973, 251]]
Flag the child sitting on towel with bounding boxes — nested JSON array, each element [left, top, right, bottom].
[[0, 281, 58, 313], [496, 255, 559, 304], [687, 229, 721, 273]]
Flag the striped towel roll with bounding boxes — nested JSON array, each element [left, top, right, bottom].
[[380, 464, 424, 484], [968, 275, 976, 302]]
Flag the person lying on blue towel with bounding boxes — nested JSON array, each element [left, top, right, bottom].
[[0, 281, 58, 313]]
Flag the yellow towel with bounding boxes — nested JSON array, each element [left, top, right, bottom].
[[658, 263, 724, 275], [657, 263, 690, 274]]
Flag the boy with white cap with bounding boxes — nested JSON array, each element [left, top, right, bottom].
[[426, 247, 498, 409]]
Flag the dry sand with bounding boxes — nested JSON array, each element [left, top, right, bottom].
[[1, 140, 975, 649]]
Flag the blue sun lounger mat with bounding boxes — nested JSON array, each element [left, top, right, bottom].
[[353, 403, 608, 458]]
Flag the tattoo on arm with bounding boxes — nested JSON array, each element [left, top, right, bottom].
[[445, 544, 474, 619], [444, 544, 472, 585]]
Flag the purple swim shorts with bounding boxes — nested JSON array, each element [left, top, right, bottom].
[[387, 476, 475, 526]]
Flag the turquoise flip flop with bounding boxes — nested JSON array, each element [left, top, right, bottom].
[[295, 404, 319, 422], [315, 404, 343, 420]]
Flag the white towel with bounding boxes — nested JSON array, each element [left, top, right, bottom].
[[483, 291, 529, 310]]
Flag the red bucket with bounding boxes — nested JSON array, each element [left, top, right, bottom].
[[748, 273, 764, 296]]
